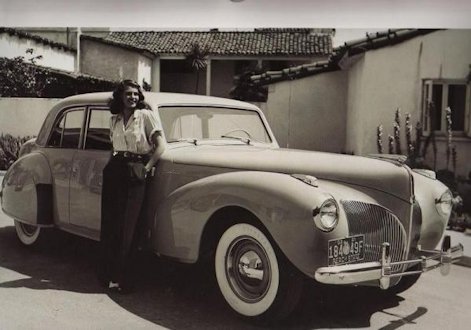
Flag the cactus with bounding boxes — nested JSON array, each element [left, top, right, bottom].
[[376, 125, 384, 154], [394, 109, 402, 154], [445, 107, 453, 170], [375, 100, 458, 172], [388, 135, 395, 154], [405, 113, 414, 158]]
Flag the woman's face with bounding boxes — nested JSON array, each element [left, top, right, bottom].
[[121, 86, 140, 111]]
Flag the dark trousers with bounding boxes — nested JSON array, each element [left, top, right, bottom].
[[98, 155, 147, 286]]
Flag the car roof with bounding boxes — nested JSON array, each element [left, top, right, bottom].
[[35, 92, 263, 146], [55, 92, 260, 111]]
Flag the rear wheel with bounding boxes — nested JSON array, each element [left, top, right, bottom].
[[14, 220, 41, 246], [215, 223, 303, 323]]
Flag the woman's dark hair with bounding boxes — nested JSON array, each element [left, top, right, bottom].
[[108, 79, 148, 114]]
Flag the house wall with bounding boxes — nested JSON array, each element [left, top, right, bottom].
[[21, 28, 110, 49], [80, 39, 141, 82], [0, 32, 76, 72], [210, 59, 317, 99], [345, 29, 471, 177], [265, 70, 348, 152], [138, 57, 152, 87], [20, 28, 71, 46], [0, 98, 60, 137]]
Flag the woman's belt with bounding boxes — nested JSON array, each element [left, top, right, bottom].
[[112, 151, 149, 162]]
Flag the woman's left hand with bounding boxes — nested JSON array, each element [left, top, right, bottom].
[[145, 165, 155, 177]]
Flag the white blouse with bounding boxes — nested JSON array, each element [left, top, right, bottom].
[[110, 109, 162, 154]]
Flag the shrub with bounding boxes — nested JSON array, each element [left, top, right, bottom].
[[0, 50, 116, 98], [230, 69, 268, 102], [0, 134, 33, 170]]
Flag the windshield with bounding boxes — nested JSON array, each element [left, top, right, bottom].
[[159, 106, 272, 144]]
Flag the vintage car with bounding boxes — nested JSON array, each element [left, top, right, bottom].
[[0, 92, 464, 322]]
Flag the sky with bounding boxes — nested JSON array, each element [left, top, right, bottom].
[[0, 0, 470, 46], [1, 0, 470, 28]]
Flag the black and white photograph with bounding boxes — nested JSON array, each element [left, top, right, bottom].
[[1, 0, 470, 328]]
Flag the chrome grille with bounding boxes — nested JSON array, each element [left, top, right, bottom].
[[341, 201, 408, 273]]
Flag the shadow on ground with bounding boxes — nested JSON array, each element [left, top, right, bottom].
[[0, 225, 420, 329]]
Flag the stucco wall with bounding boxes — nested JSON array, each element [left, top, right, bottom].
[[265, 70, 347, 152], [19, 28, 74, 47], [423, 137, 471, 178], [138, 56, 152, 87], [81, 39, 142, 82], [345, 29, 471, 176], [0, 98, 60, 137], [21, 28, 110, 49], [0, 33, 76, 72]]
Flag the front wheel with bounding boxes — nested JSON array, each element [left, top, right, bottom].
[[387, 273, 421, 295], [383, 264, 421, 295], [14, 220, 42, 246], [215, 223, 303, 323]]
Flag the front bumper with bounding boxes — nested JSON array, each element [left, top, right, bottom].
[[315, 235, 464, 289]]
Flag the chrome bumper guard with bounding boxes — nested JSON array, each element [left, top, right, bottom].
[[315, 235, 464, 289]]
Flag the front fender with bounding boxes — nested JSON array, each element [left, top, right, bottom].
[[1, 152, 53, 226], [153, 171, 350, 277], [412, 171, 450, 249]]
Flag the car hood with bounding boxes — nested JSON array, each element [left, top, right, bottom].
[[168, 145, 412, 201]]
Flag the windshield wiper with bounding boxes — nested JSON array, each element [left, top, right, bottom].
[[168, 138, 198, 145], [220, 135, 251, 145]]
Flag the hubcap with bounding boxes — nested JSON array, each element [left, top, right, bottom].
[[225, 236, 271, 303]]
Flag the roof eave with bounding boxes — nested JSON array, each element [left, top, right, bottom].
[[254, 29, 442, 85]]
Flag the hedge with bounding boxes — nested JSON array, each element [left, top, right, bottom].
[[0, 56, 117, 98]]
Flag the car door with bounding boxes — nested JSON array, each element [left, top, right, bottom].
[[69, 106, 111, 238], [41, 107, 85, 226]]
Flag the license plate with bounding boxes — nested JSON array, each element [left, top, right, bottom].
[[328, 235, 365, 266]]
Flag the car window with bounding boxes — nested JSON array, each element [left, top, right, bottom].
[[167, 114, 204, 140], [159, 106, 272, 143], [48, 108, 84, 149], [85, 108, 112, 150]]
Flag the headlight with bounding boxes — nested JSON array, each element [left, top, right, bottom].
[[435, 190, 453, 218], [313, 199, 339, 232]]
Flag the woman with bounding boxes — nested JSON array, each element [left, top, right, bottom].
[[98, 79, 165, 293]]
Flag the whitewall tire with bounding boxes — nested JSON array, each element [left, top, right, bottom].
[[215, 223, 303, 322], [14, 220, 41, 246]]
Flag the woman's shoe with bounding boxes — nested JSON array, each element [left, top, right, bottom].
[[108, 281, 132, 294], [108, 281, 122, 293]]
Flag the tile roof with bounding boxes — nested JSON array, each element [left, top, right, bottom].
[[332, 29, 439, 61], [251, 60, 335, 84], [0, 27, 76, 52], [252, 29, 439, 85], [98, 30, 332, 57]]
